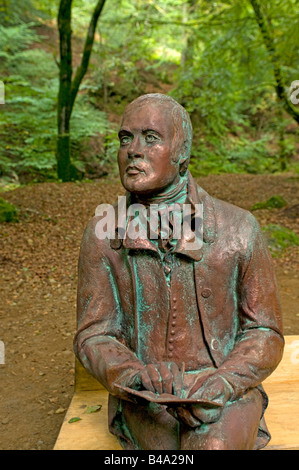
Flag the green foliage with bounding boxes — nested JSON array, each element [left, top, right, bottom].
[[0, 23, 53, 177], [251, 195, 288, 211], [102, 128, 120, 174], [0, 0, 59, 25], [1, 74, 110, 179], [0, 197, 19, 223], [0, 23, 39, 56], [189, 134, 279, 176], [0, 20, 112, 181], [90, 0, 298, 176], [169, 0, 299, 174], [0, 0, 35, 25], [262, 224, 299, 255]]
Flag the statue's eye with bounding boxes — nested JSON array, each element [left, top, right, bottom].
[[145, 134, 158, 143], [120, 135, 132, 145]]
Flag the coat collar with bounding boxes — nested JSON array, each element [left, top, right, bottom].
[[110, 171, 216, 259]]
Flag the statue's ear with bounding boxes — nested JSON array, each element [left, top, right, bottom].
[[179, 155, 189, 175]]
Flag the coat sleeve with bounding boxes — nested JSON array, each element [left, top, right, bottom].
[[73, 217, 144, 400], [214, 213, 284, 400]]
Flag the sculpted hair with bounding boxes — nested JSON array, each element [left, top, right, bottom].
[[124, 93, 193, 174]]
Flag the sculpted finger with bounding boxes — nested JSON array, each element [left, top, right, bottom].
[[198, 378, 228, 405], [176, 406, 202, 428], [191, 405, 222, 424], [146, 364, 163, 394], [139, 369, 156, 393], [169, 362, 183, 396], [158, 363, 173, 394]]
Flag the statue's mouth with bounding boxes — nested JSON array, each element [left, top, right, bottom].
[[126, 165, 145, 175]]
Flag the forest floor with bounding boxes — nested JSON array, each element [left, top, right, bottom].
[[0, 173, 298, 450]]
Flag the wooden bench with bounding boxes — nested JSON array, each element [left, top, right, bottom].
[[54, 335, 299, 450]]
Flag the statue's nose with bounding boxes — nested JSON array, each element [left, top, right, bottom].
[[127, 137, 144, 159]]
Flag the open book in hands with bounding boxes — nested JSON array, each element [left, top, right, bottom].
[[115, 383, 222, 407]]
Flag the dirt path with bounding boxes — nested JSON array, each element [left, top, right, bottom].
[[0, 174, 298, 450]]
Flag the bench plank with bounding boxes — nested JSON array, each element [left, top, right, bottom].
[[264, 335, 299, 385], [54, 390, 122, 451], [263, 382, 299, 450]]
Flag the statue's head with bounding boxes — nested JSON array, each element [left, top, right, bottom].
[[118, 93, 193, 196]]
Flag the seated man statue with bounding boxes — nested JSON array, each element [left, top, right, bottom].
[[74, 93, 284, 450]]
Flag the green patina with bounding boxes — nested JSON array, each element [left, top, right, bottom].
[[103, 258, 123, 332], [131, 255, 155, 359]]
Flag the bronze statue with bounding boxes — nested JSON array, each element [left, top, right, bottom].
[[74, 94, 284, 450]]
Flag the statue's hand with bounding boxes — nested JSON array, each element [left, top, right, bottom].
[[174, 403, 222, 427], [128, 362, 184, 396], [173, 375, 233, 427], [191, 374, 233, 407]]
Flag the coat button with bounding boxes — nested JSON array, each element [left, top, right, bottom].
[[211, 338, 219, 350], [201, 288, 211, 298], [110, 238, 122, 250]]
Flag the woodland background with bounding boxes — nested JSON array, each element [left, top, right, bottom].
[[0, 0, 299, 184], [0, 0, 298, 450]]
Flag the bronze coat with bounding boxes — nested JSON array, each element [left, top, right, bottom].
[[74, 173, 284, 446]]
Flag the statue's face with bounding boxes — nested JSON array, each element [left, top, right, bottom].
[[118, 102, 181, 196]]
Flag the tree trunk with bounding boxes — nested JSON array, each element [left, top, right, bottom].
[[70, 0, 106, 114], [250, 0, 299, 126], [180, 0, 197, 67], [57, 0, 73, 181], [56, 0, 107, 181], [277, 100, 288, 172]]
